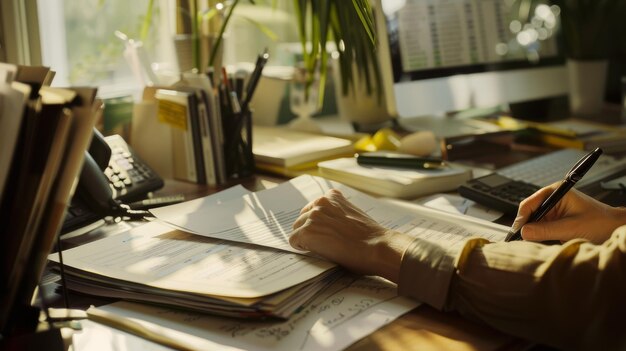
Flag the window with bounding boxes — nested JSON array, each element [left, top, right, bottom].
[[36, 0, 172, 98], [32, 0, 297, 98]]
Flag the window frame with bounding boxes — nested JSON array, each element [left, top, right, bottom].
[[1, 0, 42, 65]]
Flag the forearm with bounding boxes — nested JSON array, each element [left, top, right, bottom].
[[398, 226, 626, 350]]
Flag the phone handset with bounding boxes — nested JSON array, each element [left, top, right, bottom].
[[76, 130, 149, 219], [77, 151, 116, 214]]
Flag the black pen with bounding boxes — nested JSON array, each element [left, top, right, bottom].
[[504, 147, 603, 242], [241, 48, 269, 113], [356, 152, 447, 170], [222, 67, 241, 114]]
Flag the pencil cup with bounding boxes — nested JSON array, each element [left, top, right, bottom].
[[223, 108, 255, 180]]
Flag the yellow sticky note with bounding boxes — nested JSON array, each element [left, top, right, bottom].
[[372, 128, 401, 150], [157, 99, 187, 130]]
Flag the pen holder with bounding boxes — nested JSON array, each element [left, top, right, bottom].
[[222, 107, 255, 180]]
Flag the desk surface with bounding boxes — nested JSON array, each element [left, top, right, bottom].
[[47, 177, 530, 351]]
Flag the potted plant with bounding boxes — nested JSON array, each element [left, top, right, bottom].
[[549, 0, 623, 116], [147, 0, 379, 105], [287, 0, 383, 131]]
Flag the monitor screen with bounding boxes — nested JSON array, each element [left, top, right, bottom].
[[374, 0, 569, 119]]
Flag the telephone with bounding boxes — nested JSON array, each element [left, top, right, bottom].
[[62, 130, 164, 233]]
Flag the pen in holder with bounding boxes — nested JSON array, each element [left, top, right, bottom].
[[221, 93, 254, 180], [220, 49, 268, 180]]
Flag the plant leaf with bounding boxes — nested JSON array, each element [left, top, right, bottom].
[[237, 15, 279, 41]]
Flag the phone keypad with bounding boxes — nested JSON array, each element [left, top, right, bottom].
[[104, 136, 163, 200]]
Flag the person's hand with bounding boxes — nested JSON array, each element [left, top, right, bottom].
[[512, 183, 626, 244], [289, 189, 413, 283]]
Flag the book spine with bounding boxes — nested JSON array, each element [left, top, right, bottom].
[[197, 92, 217, 186], [188, 93, 206, 185], [158, 93, 197, 184], [206, 86, 226, 184]]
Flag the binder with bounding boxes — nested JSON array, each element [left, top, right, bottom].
[[0, 67, 100, 333]]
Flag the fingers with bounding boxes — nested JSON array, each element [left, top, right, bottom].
[[291, 189, 344, 250], [521, 217, 578, 242], [510, 183, 559, 233], [289, 226, 308, 251], [299, 189, 344, 215]]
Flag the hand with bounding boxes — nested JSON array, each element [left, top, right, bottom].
[[289, 189, 413, 283], [512, 183, 626, 244]]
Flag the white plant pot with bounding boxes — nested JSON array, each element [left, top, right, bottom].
[[567, 59, 608, 117], [332, 57, 392, 130]]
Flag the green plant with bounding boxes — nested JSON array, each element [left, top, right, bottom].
[[143, 0, 380, 105], [293, 0, 381, 106]]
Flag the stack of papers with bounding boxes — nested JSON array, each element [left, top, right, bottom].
[[50, 175, 507, 321], [78, 274, 420, 351], [51, 221, 338, 319], [49, 184, 337, 319]]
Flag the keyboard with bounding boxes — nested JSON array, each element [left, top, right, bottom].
[[497, 148, 626, 188]]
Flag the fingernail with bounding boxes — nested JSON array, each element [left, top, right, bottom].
[[510, 222, 520, 233], [510, 216, 525, 232]]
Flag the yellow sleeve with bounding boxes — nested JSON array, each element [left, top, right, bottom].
[[398, 225, 626, 350]]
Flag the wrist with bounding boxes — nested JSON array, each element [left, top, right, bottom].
[[373, 230, 414, 283]]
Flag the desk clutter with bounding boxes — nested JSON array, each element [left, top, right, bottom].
[[50, 174, 511, 350], [496, 116, 626, 154], [133, 51, 268, 186]]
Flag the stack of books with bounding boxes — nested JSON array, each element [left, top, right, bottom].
[[0, 64, 100, 332], [252, 126, 355, 177], [140, 73, 228, 186], [137, 68, 260, 186]]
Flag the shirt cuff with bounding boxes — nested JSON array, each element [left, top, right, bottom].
[[398, 237, 461, 310]]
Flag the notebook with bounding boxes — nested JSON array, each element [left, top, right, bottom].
[[318, 157, 472, 198], [252, 127, 354, 168]]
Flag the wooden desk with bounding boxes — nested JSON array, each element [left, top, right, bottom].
[[48, 176, 528, 351]]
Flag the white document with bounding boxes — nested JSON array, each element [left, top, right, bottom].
[[154, 175, 507, 254], [149, 184, 251, 220], [79, 275, 420, 351], [416, 193, 504, 222], [72, 319, 176, 351], [48, 221, 335, 298]]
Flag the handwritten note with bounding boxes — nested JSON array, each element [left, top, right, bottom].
[[86, 275, 419, 351]]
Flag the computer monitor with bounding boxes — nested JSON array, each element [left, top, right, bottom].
[[374, 0, 569, 127]]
